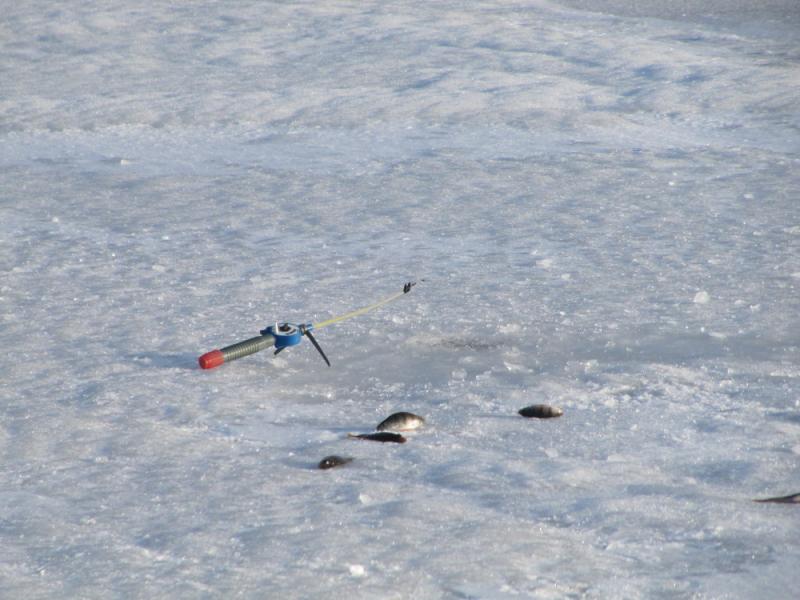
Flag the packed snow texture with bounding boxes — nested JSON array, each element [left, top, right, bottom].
[[2, 1, 799, 598]]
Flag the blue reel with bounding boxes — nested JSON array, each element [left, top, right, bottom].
[[260, 322, 330, 366], [261, 322, 306, 349]]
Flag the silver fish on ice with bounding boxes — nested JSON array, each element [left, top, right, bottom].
[[318, 455, 354, 470], [754, 492, 800, 504], [376, 411, 425, 432], [348, 432, 407, 443], [518, 404, 564, 419]]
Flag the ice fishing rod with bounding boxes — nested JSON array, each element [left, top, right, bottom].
[[198, 282, 416, 370]]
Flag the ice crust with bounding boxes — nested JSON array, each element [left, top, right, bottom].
[[1, 1, 798, 598]]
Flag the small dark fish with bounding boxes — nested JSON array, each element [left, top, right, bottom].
[[348, 432, 407, 443], [754, 492, 800, 504], [318, 455, 353, 470], [519, 404, 564, 419], [377, 412, 425, 432]]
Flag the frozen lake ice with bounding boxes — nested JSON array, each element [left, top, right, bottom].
[[1, 1, 799, 597]]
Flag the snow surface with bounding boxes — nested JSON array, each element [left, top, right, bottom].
[[2, 1, 799, 598]]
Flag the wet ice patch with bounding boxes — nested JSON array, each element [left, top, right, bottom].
[[348, 564, 366, 577], [693, 290, 711, 304]]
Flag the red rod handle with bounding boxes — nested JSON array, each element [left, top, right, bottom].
[[198, 333, 275, 369]]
